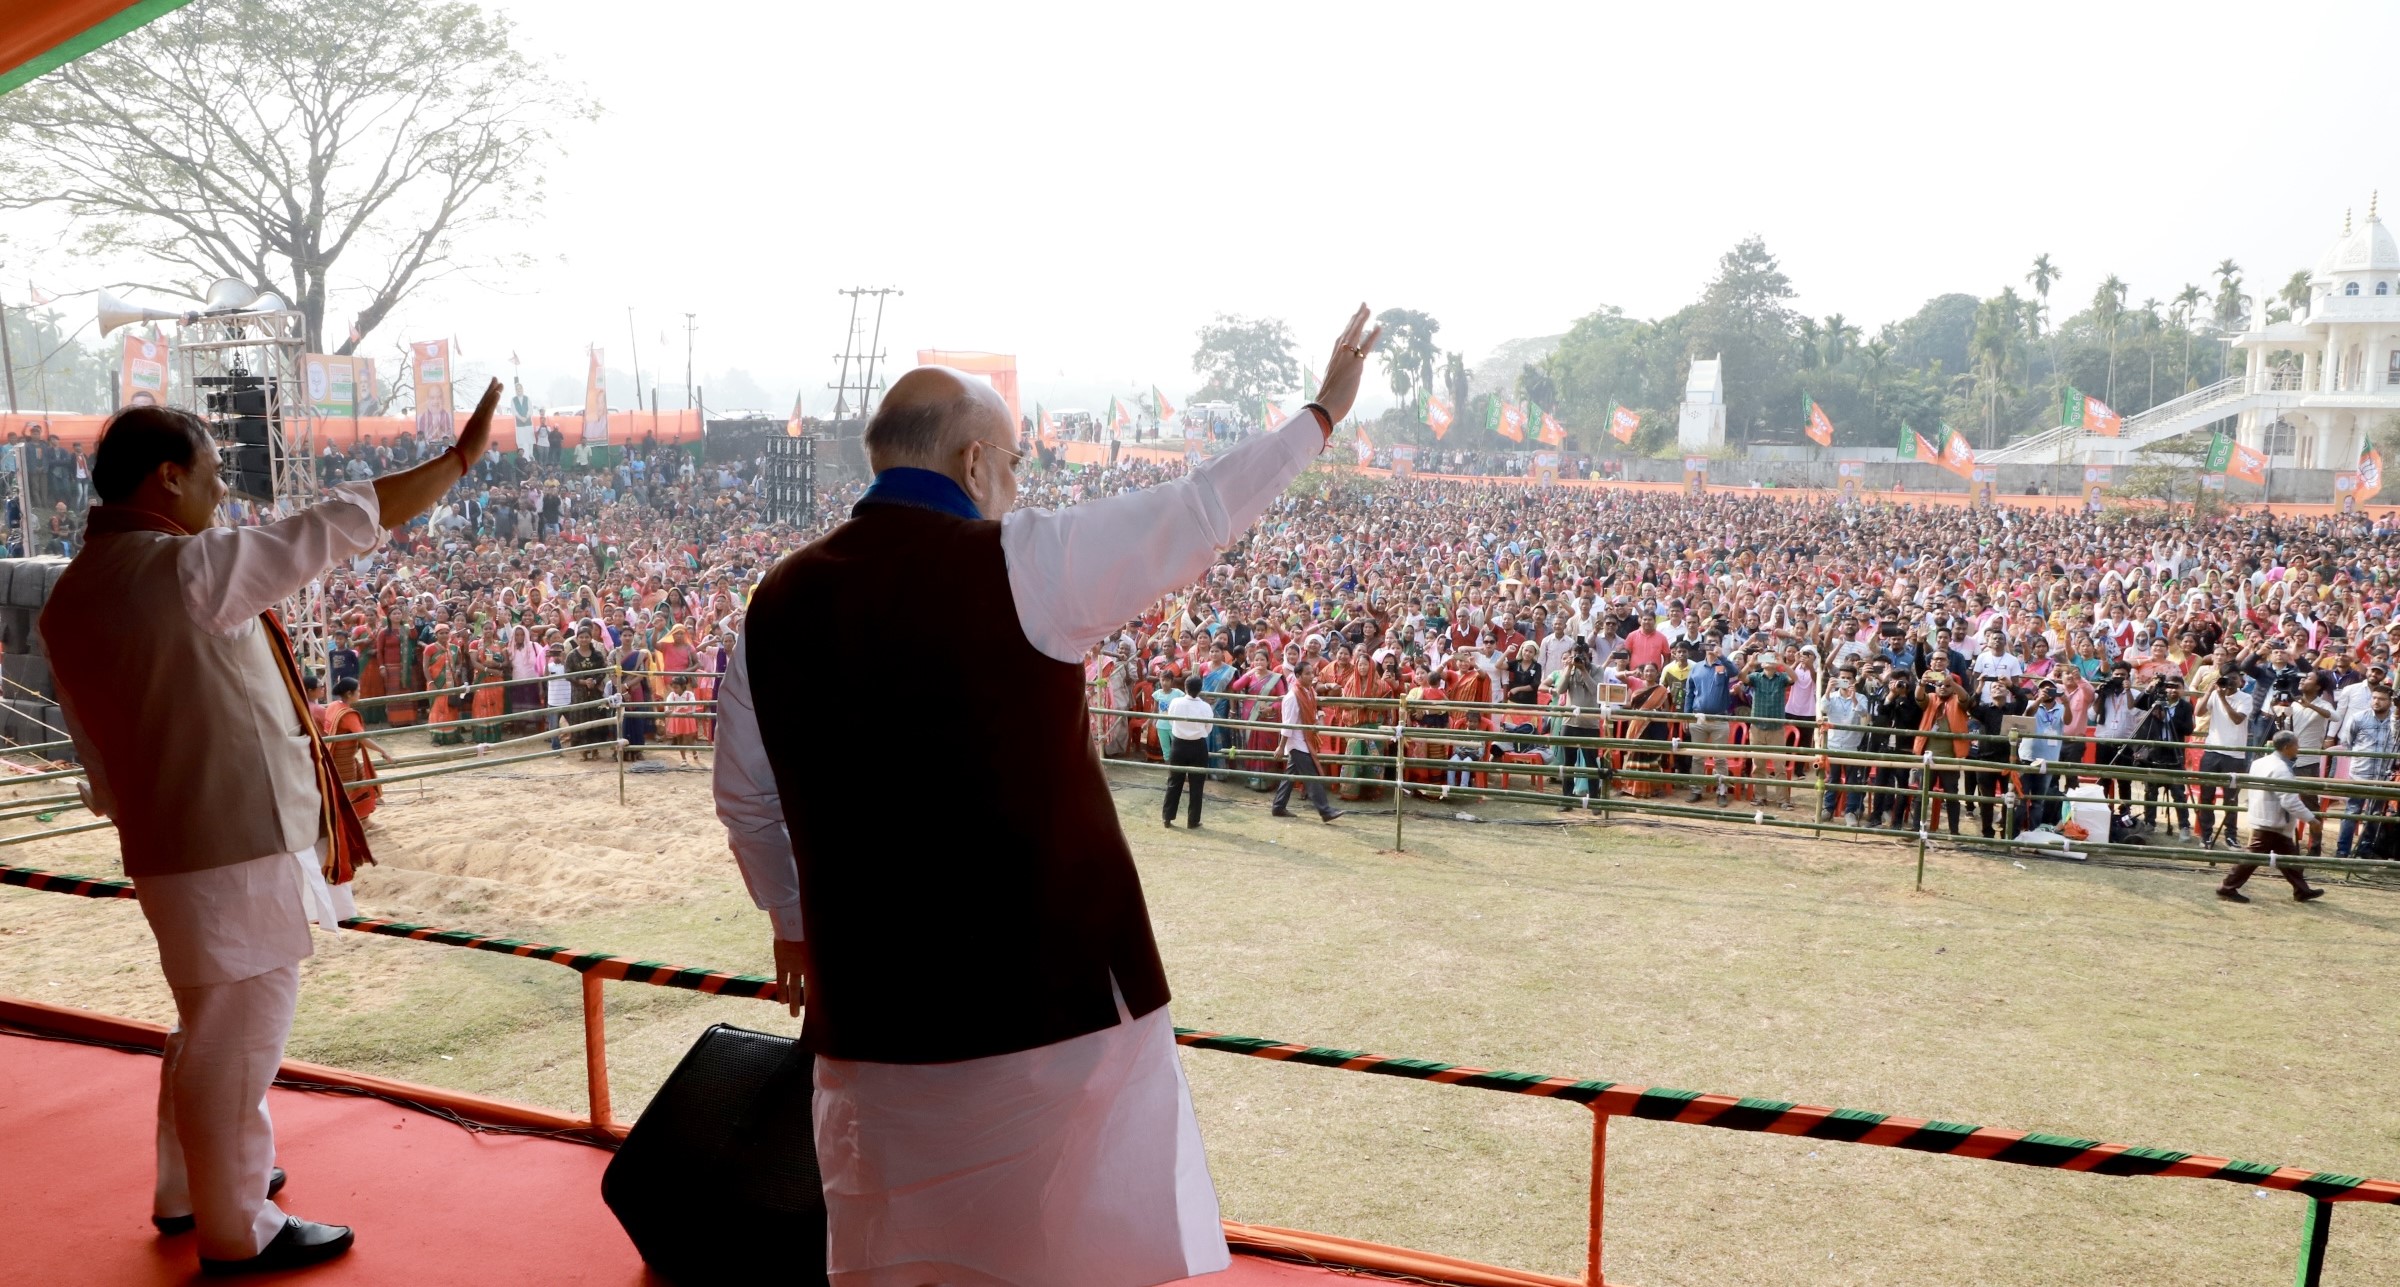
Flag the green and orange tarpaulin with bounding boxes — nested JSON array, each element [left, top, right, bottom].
[[1, 0, 191, 96]]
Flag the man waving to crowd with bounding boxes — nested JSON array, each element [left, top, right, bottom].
[[714, 307, 1381, 1285], [44, 379, 505, 1274]]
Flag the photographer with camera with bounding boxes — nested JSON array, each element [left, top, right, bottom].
[[2195, 666, 2256, 849], [1545, 638, 1607, 806], [2129, 673, 2195, 837], [1914, 671, 1974, 835]]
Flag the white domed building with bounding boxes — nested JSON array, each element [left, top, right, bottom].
[[2227, 199, 2400, 469]]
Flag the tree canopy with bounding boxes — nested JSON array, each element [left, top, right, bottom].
[[1190, 314, 1299, 409], [0, 0, 592, 357]]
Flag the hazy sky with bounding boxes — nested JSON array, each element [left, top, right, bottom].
[[35, 0, 2400, 416]]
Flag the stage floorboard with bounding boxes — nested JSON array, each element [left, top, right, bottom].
[[0, 1031, 1354, 1285]]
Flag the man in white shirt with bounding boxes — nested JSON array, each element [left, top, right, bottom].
[[1971, 628, 2023, 684], [1271, 657, 1344, 822], [1162, 674, 1215, 829], [2219, 730, 2327, 903], [2196, 670, 2254, 847]]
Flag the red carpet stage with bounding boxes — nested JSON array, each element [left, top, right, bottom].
[[0, 1016, 1394, 1286]]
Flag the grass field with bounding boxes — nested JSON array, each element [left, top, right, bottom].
[[3, 750, 2398, 1285]]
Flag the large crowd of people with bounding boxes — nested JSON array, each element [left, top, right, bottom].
[[204, 424, 2400, 879]]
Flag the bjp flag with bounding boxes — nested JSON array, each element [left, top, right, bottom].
[[2359, 446, 2384, 500], [2226, 440, 2268, 485], [1535, 404, 1567, 446], [1804, 397, 1835, 447], [1490, 399, 1526, 443], [1152, 386, 1176, 421], [1423, 392, 1454, 439], [1608, 402, 1639, 444], [1353, 424, 1374, 465], [1261, 398, 1285, 427], [1037, 404, 1058, 449], [1937, 424, 1976, 479], [2083, 394, 2122, 436]]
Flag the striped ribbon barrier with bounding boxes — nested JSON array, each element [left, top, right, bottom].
[[1171, 1029, 2400, 1204], [5, 860, 2388, 1283]]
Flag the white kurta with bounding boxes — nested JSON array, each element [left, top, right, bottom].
[[714, 413, 1325, 1286]]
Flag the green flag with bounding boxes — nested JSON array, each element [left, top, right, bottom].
[[1484, 395, 1502, 433], [1304, 366, 1320, 400], [1897, 423, 1918, 458], [2203, 432, 2233, 473], [2061, 384, 2083, 428]]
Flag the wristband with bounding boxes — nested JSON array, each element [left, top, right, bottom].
[[1303, 403, 1334, 441]]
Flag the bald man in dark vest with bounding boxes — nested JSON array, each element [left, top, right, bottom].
[[714, 307, 1380, 1286]]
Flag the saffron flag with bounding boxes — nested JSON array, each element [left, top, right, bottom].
[[1936, 424, 1975, 479], [1354, 424, 1373, 465], [1491, 398, 1526, 443], [1037, 403, 1058, 449], [2064, 385, 2122, 436], [2205, 433, 2267, 484], [1535, 404, 1567, 446], [1152, 385, 1176, 421], [1261, 398, 1285, 426], [1804, 396, 1835, 447], [787, 387, 805, 436], [2361, 446, 2384, 501], [1108, 396, 1131, 432], [582, 345, 609, 446], [413, 339, 454, 438], [1424, 392, 1454, 439], [1609, 402, 1639, 444]]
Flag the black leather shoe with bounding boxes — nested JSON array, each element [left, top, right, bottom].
[[154, 1169, 286, 1235], [1320, 809, 1346, 823], [1270, 809, 1293, 818], [2295, 887, 2326, 903], [199, 1216, 353, 1275], [2216, 887, 2250, 903]]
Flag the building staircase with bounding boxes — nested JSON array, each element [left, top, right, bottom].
[[1981, 376, 2254, 463]]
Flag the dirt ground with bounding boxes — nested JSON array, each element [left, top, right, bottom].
[[3, 747, 2397, 1286]]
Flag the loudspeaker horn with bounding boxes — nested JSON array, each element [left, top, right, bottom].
[[246, 291, 289, 314], [97, 290, 182, 336], [201, 277, 259, 312]]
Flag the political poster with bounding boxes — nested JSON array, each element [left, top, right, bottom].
[[412, 339, 453, 438], [1969, 464, 1999, 507], [304, 354, 356, 419], [1391, 444, 1418, 476], [2336, 472, 2360, 513], [584, 346, 610, 446], [2082, 464, 2111, 514], [119, 333, 167, 408], [1836, 459, 1865, 498], [1683, 455, 1709, 497], [1532, 450, 1560, 484]]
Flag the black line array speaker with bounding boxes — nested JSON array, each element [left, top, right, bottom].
[[763, 435, 816, 527], [601, 1023, 828, 1284]]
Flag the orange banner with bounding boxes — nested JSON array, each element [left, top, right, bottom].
[[118, 332, 166, 409]]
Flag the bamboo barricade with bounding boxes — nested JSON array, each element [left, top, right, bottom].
[[2, 863, 2391, 1286]]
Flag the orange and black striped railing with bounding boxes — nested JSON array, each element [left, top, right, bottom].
[[2, 859, 2382, 1285]]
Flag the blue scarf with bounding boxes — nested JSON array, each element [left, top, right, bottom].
[[854, 467, 980, 521]]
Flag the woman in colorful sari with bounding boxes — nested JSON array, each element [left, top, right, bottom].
[[618, 639, 654, 760], [469, 629, 510, 744], [318, 677, 391, 822], [424, 625, 463, 744]]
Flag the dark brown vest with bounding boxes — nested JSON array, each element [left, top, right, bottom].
[[745, 500, 1171, 1063]]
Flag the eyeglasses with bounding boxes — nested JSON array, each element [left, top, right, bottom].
[[984, 438, 1030, 477]]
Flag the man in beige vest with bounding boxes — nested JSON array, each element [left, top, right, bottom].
[[43, 380, 499, 1275]]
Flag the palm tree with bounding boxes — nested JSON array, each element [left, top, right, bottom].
[[2212, 259, 2244, 331], [2026, 254, 2061, 401], [2093, 274, 2127, 406], [2279, 269, 2311, 317], [1861, 339, 1892, 421], [1970, 295, 2019, 448], [2172, 283, 2204, 389], [1822, 314, 1860, 367], [1795, 316, 1820, 370]]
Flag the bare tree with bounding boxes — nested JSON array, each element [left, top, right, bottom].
[[0, 0, 593, 355]]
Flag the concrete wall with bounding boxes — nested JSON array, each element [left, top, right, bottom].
[[1610, 458, 2348, 503]]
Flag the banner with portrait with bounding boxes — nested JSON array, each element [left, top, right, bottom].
[[1683, 455, 1709, 497], [1969, 464, 1999, 507], [119, 333, 168, 409], [2081, 464, 2111, 514], [2336, 472, 2360, 513], [412, 339, 454, 438], [304, 354, 357, 419], [1836, 459, 1865, 498], [1532, 450, 1560, 484], [1391, 444, 1417, 476]]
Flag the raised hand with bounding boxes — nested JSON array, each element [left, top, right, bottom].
[[1311, 305, 1384, 426], [455, 378, 504, 471]]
